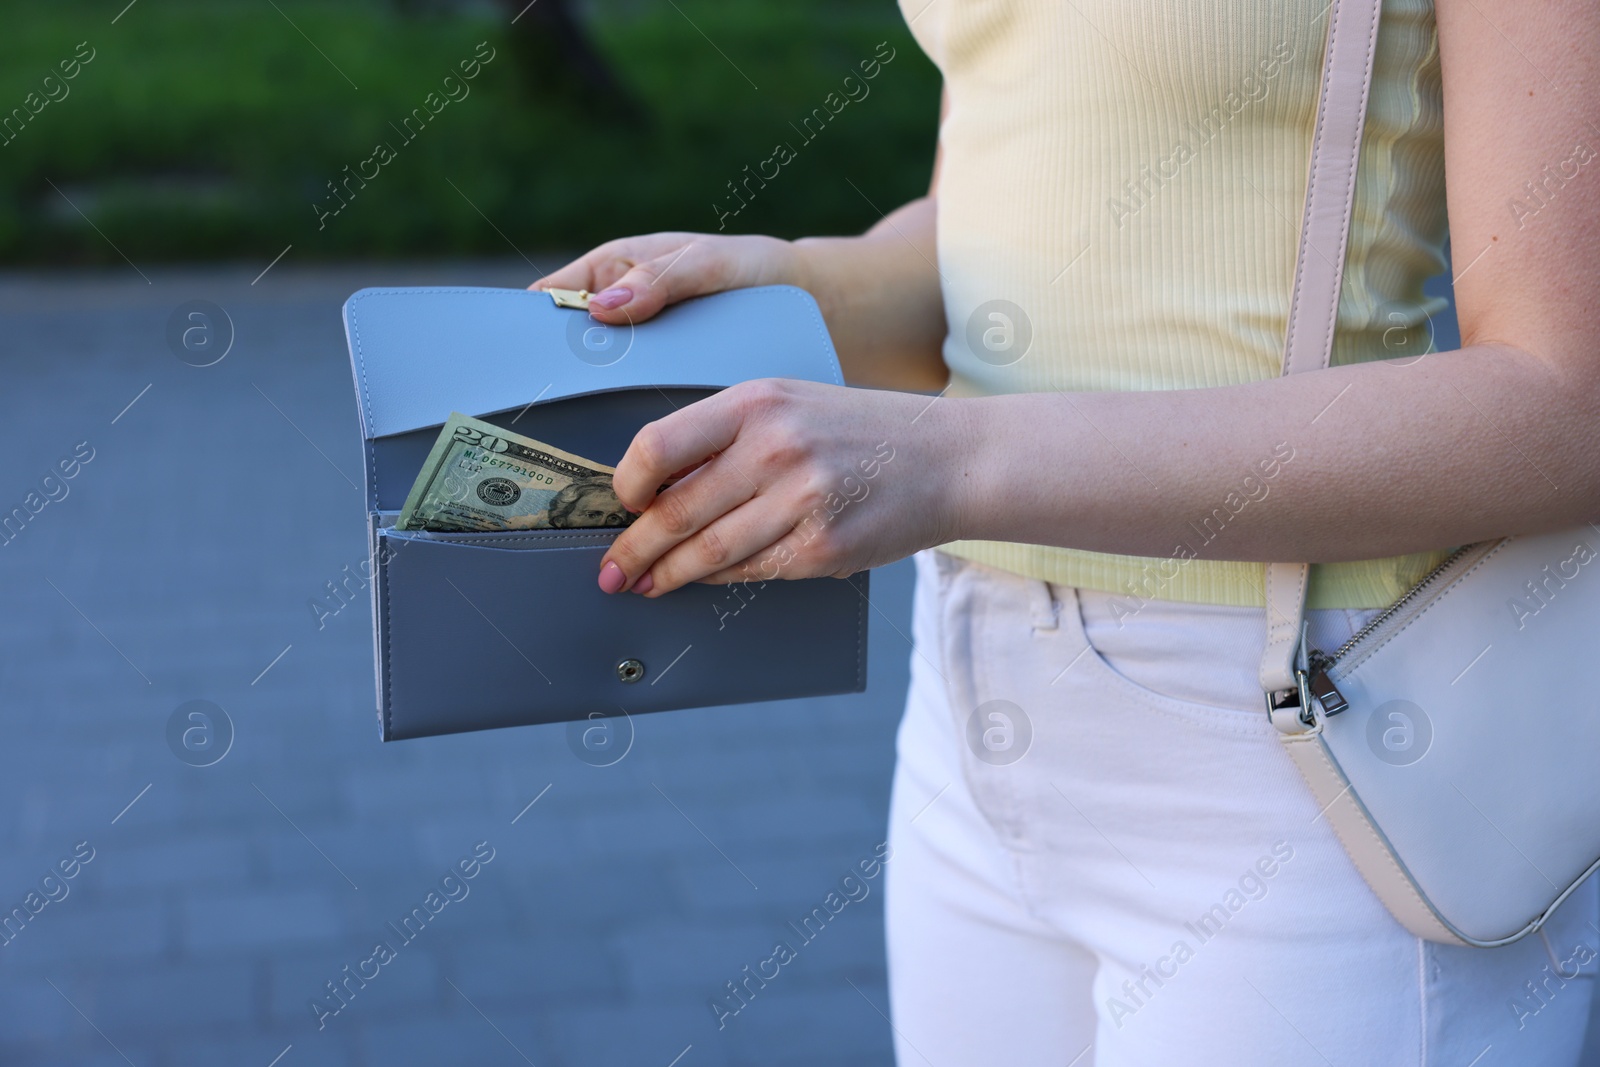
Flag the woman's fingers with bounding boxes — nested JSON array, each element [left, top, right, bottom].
[[633, 497, 810, 595], [597, 379, 943, 596], [602, 459, 758, 591], [582, 242, 729, 324], [531, 240, 639, 295], [530, 233, 692, 299], [694, 527, 835, 588], [610, 386, 755, 511], [530, 233, 748, 324], [533, 233, 800, 324]]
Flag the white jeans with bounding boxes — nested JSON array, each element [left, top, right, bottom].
[[886, 550, 1597, 1067]]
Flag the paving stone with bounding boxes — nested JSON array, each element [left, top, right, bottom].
[[183, 889, 347, 953], [254, 824, 423, 888], [3, 897, 169, 966], [90, 833, 254, 895], [167, 1033, 357, 1067], [438, 931, 623, 1006], [355, 1009, 554, 1067], [45, 960, 256, 1037], [0, 1042, 147, 1067], [0, 974, 76, 1045], [668, 850, 892, 925], [339, 773, 498, 824], [267, 946, 444, 1028], [539, 997, 735, 1067], [612, 921, 794, 998], [717, 985, 895, 1064]]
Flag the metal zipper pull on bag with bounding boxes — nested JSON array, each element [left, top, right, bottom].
[[1258, 0, 1600, 946]]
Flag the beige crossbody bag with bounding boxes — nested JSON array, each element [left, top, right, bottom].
[[1261, 0, 1600, 946]]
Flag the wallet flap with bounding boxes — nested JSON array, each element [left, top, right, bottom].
[[344, 284, 841, 441], [345, 284, 842, 512]]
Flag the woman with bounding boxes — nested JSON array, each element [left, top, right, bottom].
[[537, 0, 1600, 1062]]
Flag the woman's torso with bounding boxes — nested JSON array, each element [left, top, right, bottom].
[[905, 0, 1453, 608]]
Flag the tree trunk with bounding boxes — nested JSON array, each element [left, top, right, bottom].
[[498, 0, 641, 122]]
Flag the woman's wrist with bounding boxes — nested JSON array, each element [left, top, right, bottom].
[[920, 394, 993, 548], [788, 235, 851, 322]]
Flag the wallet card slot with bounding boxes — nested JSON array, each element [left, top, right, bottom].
[[380, 525, 621, 551], [366, 386, 717, 512]]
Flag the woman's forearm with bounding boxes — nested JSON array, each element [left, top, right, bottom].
[[943, 0, 1600, 566], [948, 341, 1600, 562], [793, 197, 947, 392]]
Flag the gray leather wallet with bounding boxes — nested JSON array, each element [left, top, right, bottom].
[[344, 285, 869, 740]]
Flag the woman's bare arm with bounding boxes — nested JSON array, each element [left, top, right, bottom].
[[792, 196, 946, 391], [945, 0, 1600, 563]]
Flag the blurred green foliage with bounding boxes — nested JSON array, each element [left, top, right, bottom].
[[0, 0, 939, 264]]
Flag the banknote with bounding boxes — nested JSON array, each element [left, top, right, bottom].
[[395, 412, 636, 532]]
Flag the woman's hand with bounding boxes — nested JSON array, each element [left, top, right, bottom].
[[532, 232, 803, 325], [533, 202, 950, 391], [595, 379, 973, 596]]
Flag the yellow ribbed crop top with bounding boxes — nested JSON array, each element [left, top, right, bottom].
[[903, 0, 1453, 608]]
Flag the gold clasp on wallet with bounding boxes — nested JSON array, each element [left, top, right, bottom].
[[546, 287, 592, 310]]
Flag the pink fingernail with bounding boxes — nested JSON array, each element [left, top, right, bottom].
[[598, 561, 626, 594], [591, 286, 632, 310], [631, 572, 654, 595]]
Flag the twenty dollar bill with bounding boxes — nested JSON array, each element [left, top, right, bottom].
[[395, 412, 635, 532]]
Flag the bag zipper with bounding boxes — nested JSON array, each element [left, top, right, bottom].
[[1302, 542, 1487, 716]]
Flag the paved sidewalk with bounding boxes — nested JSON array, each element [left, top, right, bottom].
[[0, 262, 913, 1066]]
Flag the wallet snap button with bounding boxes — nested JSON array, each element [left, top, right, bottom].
[[616, 658, 646, 684]]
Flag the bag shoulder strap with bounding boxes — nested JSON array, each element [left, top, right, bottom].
[[1259, 0, 1384, 695]]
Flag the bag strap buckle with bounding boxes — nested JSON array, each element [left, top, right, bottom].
[[1265, 627, 1319, 734], [1266, 669, 1318, 734]]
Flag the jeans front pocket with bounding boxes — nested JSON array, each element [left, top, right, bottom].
[[1063, 584, 1278, 732]]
